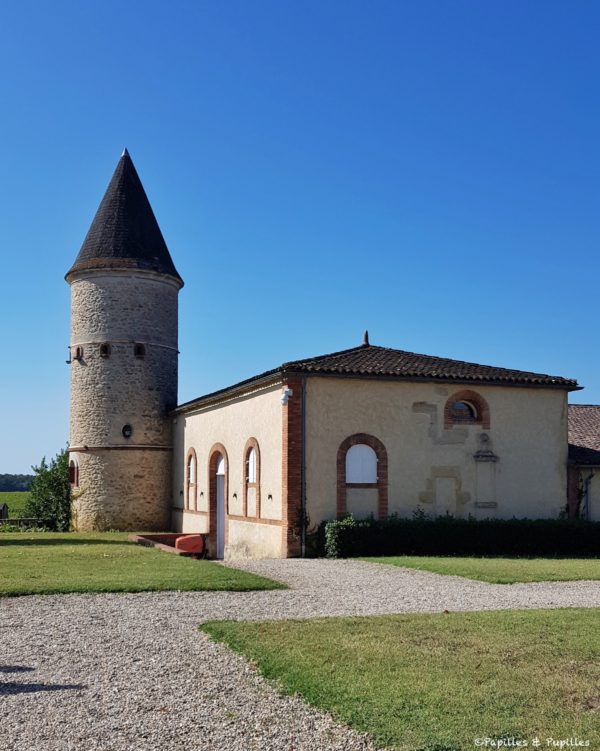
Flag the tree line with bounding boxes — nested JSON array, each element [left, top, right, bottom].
[[0, 474, 34, 491]]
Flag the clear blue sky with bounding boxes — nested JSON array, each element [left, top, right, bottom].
[[1, 1, 598, 473]]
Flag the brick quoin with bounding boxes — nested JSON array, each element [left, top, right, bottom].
[[444, 389, 490, 430], [336, 433, 388, 520], [281, 376, 303, 557]]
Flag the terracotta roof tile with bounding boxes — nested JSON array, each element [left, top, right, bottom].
[[282, 344, 578, 388], [568, 405, 600, 465], [176, 343, 579, 412]]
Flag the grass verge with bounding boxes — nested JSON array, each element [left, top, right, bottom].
[[0, 491, 30, 517], [0, 532, 284, 596], [359, 556, 600, 583], [202, 609, 600, 751]]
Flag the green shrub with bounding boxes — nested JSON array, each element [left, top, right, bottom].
[[24, 449, 71, 531], [322, 515, 600, 558]]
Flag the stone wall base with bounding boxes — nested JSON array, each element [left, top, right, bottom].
[[71, 449, 171, 531]]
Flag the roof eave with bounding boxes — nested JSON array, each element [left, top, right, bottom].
[[65, 263, 184, 288], [280, 368, 580, 391], [173, 370, 284, 415], [174, 365, 579, 416]]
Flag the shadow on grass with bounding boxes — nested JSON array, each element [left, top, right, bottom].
[[0, 538, 132, 547], [362, 554, 600, 561]]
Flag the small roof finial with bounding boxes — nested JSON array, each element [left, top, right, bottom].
[[363, 329, 369, 346]]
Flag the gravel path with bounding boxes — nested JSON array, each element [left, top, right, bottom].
[[2, 559, 599, 751]]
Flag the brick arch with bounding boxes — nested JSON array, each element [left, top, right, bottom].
[[243, 437, 261, 518], [444, 389, 490, 429], [336, 433, 388, 520], [208, 443, 229, 557], [185, 447, 197, 510]]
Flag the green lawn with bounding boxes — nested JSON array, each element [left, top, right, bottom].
[[0, 491, 30, 517], [0, 532, 284, 596], [202, 609, 600, 751], [360, 556, 600, 583]]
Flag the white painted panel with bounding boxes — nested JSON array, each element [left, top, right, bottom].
[[346, 444, 377, 483], [247, 449, 257, 483], [188, 454, 196, 483]]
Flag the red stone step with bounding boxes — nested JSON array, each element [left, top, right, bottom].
[[174, 534, 205, 555]]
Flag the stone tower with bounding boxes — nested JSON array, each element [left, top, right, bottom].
[[66, 150, 183, 531]]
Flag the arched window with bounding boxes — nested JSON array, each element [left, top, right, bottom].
[[99, 343, 111, 358], [134, 343, 146, 359], [449, 400, 477, 424], [243, 439, 261, 517], [247, 448, 257, 484], [185, 448, 197, 510], [444, 390, 490, 429], [69, 458, 79, 488], [74, 346, 84, 360], [345, 444, 378, 483], [337, 434, 388, 520]]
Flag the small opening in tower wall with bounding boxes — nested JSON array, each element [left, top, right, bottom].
[[74, 346, 84, 360], [100, 343, 111, 358], [122, 424, 133, 439], [69, 459, 79, 487], [134, 343, 146, 359]]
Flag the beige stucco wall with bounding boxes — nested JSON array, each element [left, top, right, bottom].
[[172, 381, 285, 558], [305, 377, 568, 526]]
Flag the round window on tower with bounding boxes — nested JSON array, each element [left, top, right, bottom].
[[122, 424, 133, 439]]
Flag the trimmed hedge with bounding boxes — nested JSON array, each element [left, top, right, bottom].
[[322, 516, 600, 558]]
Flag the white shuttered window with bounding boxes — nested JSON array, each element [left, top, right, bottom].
[[247, 448, 257, 483], [345, 444, 377, 483]]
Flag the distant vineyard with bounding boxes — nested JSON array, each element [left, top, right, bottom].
[[0, 492, 31, 517]]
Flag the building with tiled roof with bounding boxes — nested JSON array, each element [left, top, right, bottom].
[[67, 152, 597, 555], [567, 405, 600, 520], [176, 338, 579, 415]]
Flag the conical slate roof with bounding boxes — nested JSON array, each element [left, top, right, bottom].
[[66, 150, 183, 285]]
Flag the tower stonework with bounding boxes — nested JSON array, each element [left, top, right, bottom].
[[66, 151, 183, 531]]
